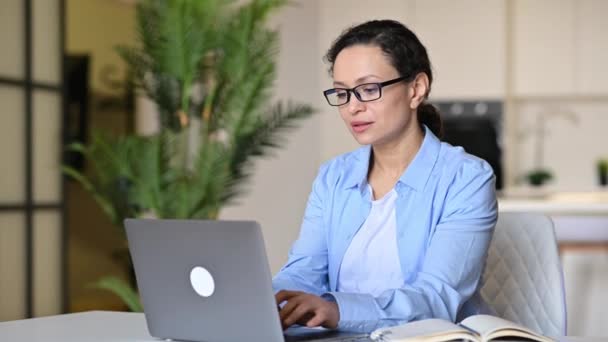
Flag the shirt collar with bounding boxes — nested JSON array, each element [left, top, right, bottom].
[[342, 125, 441, 192], [342, 144, 372, 192]]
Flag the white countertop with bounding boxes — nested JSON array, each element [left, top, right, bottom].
[[498, 189, 608, 215], [498, 189, 608, 242]]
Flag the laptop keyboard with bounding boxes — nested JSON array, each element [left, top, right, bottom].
[[284, 333, 371, 342], [314, 336, 371, 342]]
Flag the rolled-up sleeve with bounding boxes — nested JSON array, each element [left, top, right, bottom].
[[326, 160, 498, 332], [272, 164, 331, 296]]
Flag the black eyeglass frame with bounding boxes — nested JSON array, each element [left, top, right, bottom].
[[323, 76, 409, 106]]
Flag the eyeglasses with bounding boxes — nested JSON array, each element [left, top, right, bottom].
[[323, 76, 408, 106]]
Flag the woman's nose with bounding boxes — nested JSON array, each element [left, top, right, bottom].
[[346, 92, 365, 114]]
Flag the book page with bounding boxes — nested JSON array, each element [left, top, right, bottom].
[[460, 315, 554, 342], [372, 319, 478, 342]]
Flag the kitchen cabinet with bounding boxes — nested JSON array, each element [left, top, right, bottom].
[[513, 0, 576, 96], [412, 0, 506, 99], [576, 0, 608, 95], [513, 0, 608, 97]]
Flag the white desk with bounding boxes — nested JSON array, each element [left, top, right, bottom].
[[0, 311, 604, 342], [0, 311, 155, 342]]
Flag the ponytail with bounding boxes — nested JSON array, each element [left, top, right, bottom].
[[417, 103, 443, 139]]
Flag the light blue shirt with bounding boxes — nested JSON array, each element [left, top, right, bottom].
[[272, 126, 498, 332]]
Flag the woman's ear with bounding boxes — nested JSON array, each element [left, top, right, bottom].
[[408, 73, 430, 110]]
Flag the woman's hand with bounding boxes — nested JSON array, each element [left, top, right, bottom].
[[275, 290, 340, 330]]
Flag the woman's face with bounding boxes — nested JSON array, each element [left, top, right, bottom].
[[332, 44, 419, 146]]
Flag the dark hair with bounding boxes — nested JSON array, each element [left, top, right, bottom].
[[325, 20, 443, 138]]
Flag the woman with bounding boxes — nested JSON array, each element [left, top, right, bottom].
[[272, 20, 497, 333]]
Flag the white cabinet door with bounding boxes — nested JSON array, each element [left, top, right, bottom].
[[513, 0, 577, 96], [575, 0, 608, 94], [412, 0, 506, 99]]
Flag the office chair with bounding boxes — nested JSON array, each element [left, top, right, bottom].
[[461, 212, 567, 337]]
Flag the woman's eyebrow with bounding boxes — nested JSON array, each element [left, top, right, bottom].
[[333, 74, 381, 87]]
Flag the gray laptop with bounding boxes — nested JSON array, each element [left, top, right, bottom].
[[125, 218, 370, 342]]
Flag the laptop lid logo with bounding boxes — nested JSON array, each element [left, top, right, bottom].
[[190, 266, 215, 297]]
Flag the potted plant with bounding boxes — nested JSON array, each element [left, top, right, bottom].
[[64, 0, 314, 311], [598, 159, 608, 186], [525, 168, 553, 187]]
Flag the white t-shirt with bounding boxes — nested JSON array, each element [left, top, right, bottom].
[[337, 186, 405, 297]]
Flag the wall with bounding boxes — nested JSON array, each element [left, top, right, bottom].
[[67, 0, 136, 95]]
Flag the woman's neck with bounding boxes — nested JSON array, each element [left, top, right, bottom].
[[370, 125, 424, 180]]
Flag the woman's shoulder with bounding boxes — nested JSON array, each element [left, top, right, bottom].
[[433, 141, 498, 217], [436, 141, 495, 181]]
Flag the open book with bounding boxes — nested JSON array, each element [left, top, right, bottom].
[[369, 315, 555, 342]]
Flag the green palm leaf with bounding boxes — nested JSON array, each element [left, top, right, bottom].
[[93, 276, 143, 312]]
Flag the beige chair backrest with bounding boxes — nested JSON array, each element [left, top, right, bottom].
[[464, 212, 567, 337]]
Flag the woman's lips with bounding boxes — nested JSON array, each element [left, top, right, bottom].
[[351, 121, 373, 133]]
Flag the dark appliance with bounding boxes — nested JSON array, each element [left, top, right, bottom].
[[431, 100, 503, 190]]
